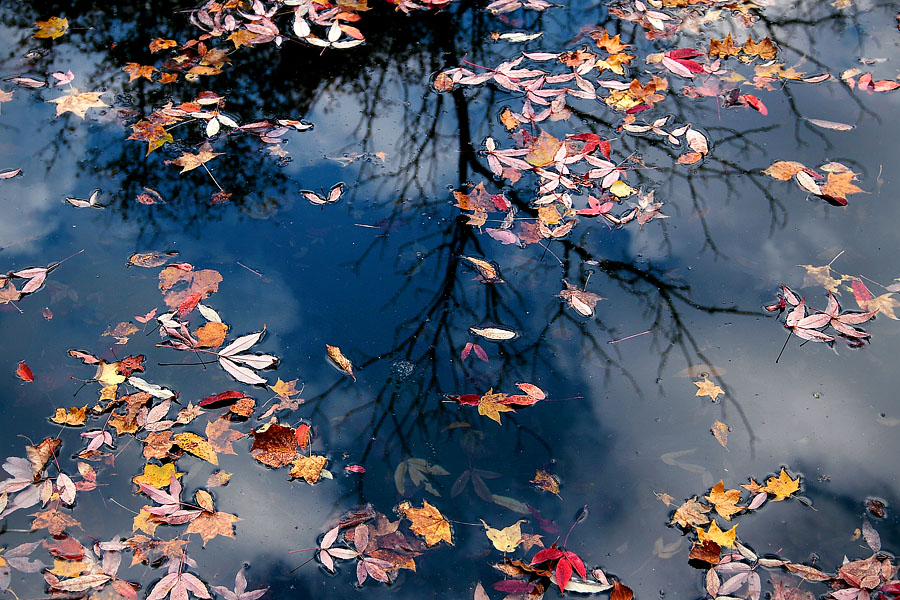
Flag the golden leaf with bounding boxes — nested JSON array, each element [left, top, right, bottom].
[[481, 519, 524, 552], [123, 63, 156, 82], [195, 489, 214, 512], [149, 38, 177, 53], [169, 142, 223, 173], [742, 36, 778, 60], [52, 405, 87, 426], [709, 34, 741, 58], [696, 521, 737, 547], [705, 481, 743, 520], [594, 31, 629, 54], [173, 432, 219, 465], [694, 377, 723, 401], [194, 322, 228, 348], [48, 89, 108, 119], [609, 180, 636, 198], [763, 161, 808, 181], [670, 497, 711, 528], [398, 500, 453, 546], [478, 389, 515, 425], [229, 397, 255, 418], [500, 107, 520, 131], [271, 378, 302, 399], [711, 421, 730, 449], [820, 171, 864, 202], [34, 16, 69, 39], [185, 511, 239, 546], [799, 264, 846, 294], [30, 508, 81, 535], [94, 362, 126, 386], [531, 470, 561, 497], [857, 292, 900, 320], [133, 463, 183, 488], [50, 558, 89, 577], [289, 455, 328, 484], [524, 131, 563, 167], [326, 344, 356, 381], [132, 508, 161, 536], [763, 468, 800, 501], [227, 29, 258, 49]]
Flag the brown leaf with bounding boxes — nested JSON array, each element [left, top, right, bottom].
[[711, 421, 730, 449], [250, 422, 298, 467], [52, 406, 88, 426], [185, 511, 240, 546], [206, 418, 246, 455], [326, 345, 356, 381], [168, 142, 223, 173], [398, 500, 453, 546], [670, 497, 711, 528], [611, 580, 634, 600]]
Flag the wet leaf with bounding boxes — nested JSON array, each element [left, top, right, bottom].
[[469, 326, 518, 341], [206, 418, 246, 455], [670, 497, 711, 528], [696, 521, 737, 547], [705, 481, 742, 520], [398, 500, 453, 546], [763, 468, 800, 500], [326, 344, 357, 381], [186, 511, 240, 545], [133, 463, 183, 488], [289, 455, 328, 484], [48, 89, 108, 119], [711, 421, 730, 449], [481, 519, 524, 552], [34, 16, 69, 39], [173, 432, 219, 465], [168, 142, 223, 173], [250, 422, 298, 468], [694, 377, 723, 401]]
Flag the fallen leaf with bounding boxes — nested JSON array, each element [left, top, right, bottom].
[[531, 470, 561, 497], [670, 497, 711, 528], [696, 521, 737, 547], [168, 142, 223, 173], [289, 455, 328, 484], [326, 344, 356, 381], [250, 422, 298, 468], [398, 500, 453, 546], [711, 422, 730, 449], [694, 377, 723, 401], [16, 360, 35, 382], [48, 89, 108, 119], [133, 463, 183, 488], [51, 406, 87, 426], [186, 510, 240, 545], [705, 481, 742, 519], [207, 471, 232, 488], [763, 467, 800, 500], [478, 389, 515, 425], [173, 432, 219, 465], [205, 418, 246, 455], [469, 326, 518, 341], [482, 519, 525, 552], [34, 16, 69, 39]]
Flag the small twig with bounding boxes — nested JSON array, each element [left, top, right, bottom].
[[775, 330, 793, 363], [236, 262, 263, 277], [201, 162, 224, 191], [608, 330, 651, 344]]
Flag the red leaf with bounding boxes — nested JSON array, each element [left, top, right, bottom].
[[626, 104, 652, 114], [199, 390, 246, 407], [741, 94, 768, 115], [666, 48, 703, 59], [461, 342, 473, 361], [295, 424, 310, 450], [531, 547, 564, 564], [851, 279, 873, 306], [448, 394, 481, 406], [555, 556, 573, 592], [472, 343, 489, 362], [16, 360, 34, 382], [568, 133, 611, 158], [564, 551, 587, 579], [673, 58, 704, 73], [493, 580, 535, 593], [177, 292, 202, 317], [345, 464, 366, 473]]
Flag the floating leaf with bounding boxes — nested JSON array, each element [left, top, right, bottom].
[[398, 500, 453, 546], [326, 345, 357, 381]]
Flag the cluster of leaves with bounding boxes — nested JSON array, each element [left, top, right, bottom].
[[763, 161, 865, 206], [664, 471, 898, 600], [447, 382, 548, 424]]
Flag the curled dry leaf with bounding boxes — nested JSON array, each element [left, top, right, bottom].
[[469, 325, 519, 341], [326, 345, 356, 381]]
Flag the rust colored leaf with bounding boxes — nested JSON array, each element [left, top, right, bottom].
[[326, 344, 356, 381], [186, 511, 240, 545], [250, 422, 298, 467], [31, 508, 82, 535], [689, 540, 721, 565], [206, 418, 246, 455], [611, 580, 634, 600], [16, 360, 34, 382], [398, 500, 453, 546]]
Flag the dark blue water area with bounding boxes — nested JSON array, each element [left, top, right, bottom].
[[2, 0, 900, 599]]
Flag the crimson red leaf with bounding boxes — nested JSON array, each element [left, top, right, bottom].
[[666, 48, 703, 59], [564, 551, 587, 579], [177, 292, 202, 316], [741, 94, 768, 115], [448, 394, 481, 406], [531, 547, 564, 564], [16, 360, 34, 382], [555, 556, 573, 592], [199, 390, 246, 407]]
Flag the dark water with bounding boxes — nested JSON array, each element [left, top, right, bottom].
[[2, 1, 899, 599]]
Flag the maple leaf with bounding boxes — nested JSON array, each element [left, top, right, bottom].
[[398, 500, 453, 546], [149, 38, 177, 53], [186, 511, 240, 545], [211, 566, 267, 600], [48, 89, 108, 119], [820, 171, 864, 204], [694, 377, 723, 401], [168, 143, 223, 173], [133, 508, 162, 536], [478, 389, 515, 424], [123, 63, 156, 82], [133, 463, 183, 488], [270, 378, 301, 400], [289, 455, 328, 484], [852, 278, 900, 319], [51, 405, 87, 426], [763, 468, 800, 501], [800, 264, 846, 293], [146, 563, 211, 600], [670, 497, 711, 528], [251, 423, 298, 467], [34, 16, 69, 39], [705, 481, 743, 520], [481, 519, 525, 552], [31, 507, 82, 535], [206, 418, 246, 455], [696, 521, 737, 547], [742, 36, 778, 60], [709, 34, 741, 58]]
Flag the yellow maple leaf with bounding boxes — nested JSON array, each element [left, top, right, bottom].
[[671, 497, 711, 528], [133, 463, 183, 488], [50, 558, 88, 577], [173, 432, 219, 465], [186, 511, 240, 545], [132, 508, 161, 535], [194, 322, 229, 348], [34, 16, 69, 39], [398, 500, 453, 546], [289, 455, 328, 484], [820, 171, 864, 202], [763, 468, 800, 501], [594, 31, 629, 54], [478, 389, 515, 424], [742, 36, 778, 60], [694, 377, 723, 401], [525, 131, 563, 167], [709, 34, 741, 58], [799, 264, 845, 294], [48, 89, 108, 119], [227, 29, 258, 49], [696, 521, 737, 547], [481, 519, 524, 552], [858, 292, 900, 320], [705, 481, 743, 520], [51, 405, 88, 426], [270, 378, 302, 399], [169, 142, 223, 173]]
